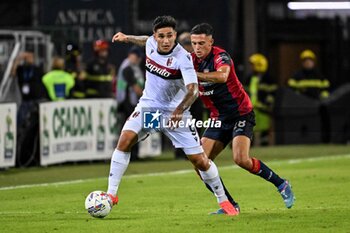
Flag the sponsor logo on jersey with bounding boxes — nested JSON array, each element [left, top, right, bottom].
[[145, 57, 181, 79], [199, 90, 214, 96], [146, 58, 172, 78]]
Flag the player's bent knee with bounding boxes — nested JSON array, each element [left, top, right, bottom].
[[200, 137, 208, 144], [195, 160, 210, 171], [188, 154, 210, 171], [116, 131, 138, 152]]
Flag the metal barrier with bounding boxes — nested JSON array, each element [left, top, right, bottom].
[[0, 42, 20, 102], [0, 30, 53, 103]]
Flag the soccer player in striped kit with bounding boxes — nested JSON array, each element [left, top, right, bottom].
[[190, 23, 295, 213]]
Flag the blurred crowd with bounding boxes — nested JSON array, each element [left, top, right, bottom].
[[244, 49, 329, 146], [9, 33, 331, 160]]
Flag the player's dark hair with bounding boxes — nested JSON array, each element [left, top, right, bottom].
[[152, 15, 177, 32], [190, 23, 214, 36]]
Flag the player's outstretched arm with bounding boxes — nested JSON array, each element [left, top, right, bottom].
[[197, 65, 230, 83], [112, 32, 149, 47], [169, 83, 199, 126]]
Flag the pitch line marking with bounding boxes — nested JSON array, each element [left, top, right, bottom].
[[0, 154, 349, 191], [0, 211, 87, 215], [2, 206, 349, 215]]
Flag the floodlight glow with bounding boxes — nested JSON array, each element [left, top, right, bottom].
[[287, 2, 350, 10]]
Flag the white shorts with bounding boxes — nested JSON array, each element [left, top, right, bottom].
[[122, 102, 203, 155]]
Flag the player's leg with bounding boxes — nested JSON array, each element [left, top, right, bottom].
[[186, 150, 238, 216], [107, 108, 143, 204], [107, 130, 138, 198], [231, 112, 284, 186], [200, 136, 240, 212], [201, 137, 225, 161], [232, 136, 294, 208], [232, 135, 285, 186], [231, 112, 295, 208], [163, 124, 238, 215]]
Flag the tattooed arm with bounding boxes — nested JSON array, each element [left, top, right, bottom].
[[169, 83, 199, 127], [112, 32, 149, 47]]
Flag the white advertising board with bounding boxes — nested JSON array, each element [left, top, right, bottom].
[[0, 103, 17, 168], [39, 99, 118, 166]]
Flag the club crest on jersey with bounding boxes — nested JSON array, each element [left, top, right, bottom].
[[166, 57, 173, 66]]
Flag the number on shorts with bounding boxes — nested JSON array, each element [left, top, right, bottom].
[[234, 120, 246, 130]]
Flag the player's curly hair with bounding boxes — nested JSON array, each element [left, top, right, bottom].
[[153, 15, 177, 32], [190, 23, 214, 36]]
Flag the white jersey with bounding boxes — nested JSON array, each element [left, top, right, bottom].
[[122, 37, 202, 154], [139, 36, 197, 109]]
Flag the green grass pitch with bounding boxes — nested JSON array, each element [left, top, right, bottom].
[[0, 145, 349, 233]]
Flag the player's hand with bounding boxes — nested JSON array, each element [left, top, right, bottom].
[[168, 108, 184, 129], [112, 32, 128, 43], [196, 72, 206, 81]]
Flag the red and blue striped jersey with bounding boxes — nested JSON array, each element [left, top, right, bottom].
[[192, 46, 252, 120]]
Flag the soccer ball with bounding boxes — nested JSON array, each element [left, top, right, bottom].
[[85, 191, 113, 218]]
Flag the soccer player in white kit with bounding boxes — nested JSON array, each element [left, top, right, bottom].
[[106, 16, 238, 215]]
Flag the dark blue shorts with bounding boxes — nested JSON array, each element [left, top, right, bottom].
[[202, 111, 256, 147]]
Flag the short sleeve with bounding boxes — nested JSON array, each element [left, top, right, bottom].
[[179, 53, 197, 86], [146, 36, 152, 46], [214, 52, 231, 70], [146, 36, 156, 52]]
